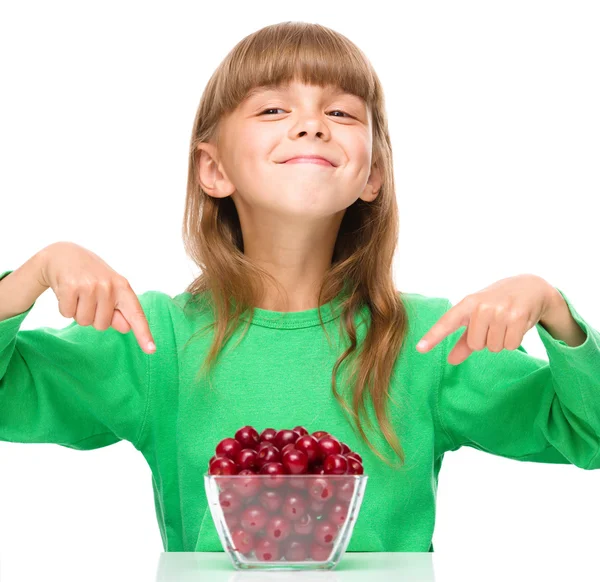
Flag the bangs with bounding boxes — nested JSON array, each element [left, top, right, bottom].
[[214, 22, 377, 118]]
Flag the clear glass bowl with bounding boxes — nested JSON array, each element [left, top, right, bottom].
[[204, 473, 368, 570]]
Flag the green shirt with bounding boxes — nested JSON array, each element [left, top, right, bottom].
[[1, 269, 599, 552]]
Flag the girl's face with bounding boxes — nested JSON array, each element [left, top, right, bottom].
[[207, 80, 381, 220]]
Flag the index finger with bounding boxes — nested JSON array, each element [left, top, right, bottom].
[[417, 302, 465, 353], [119, 292, 156, 354]]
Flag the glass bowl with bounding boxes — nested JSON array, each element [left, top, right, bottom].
[[204, 473, 368, 570]]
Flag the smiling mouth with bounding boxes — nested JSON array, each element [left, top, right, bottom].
[[281, 158, 334, 167]]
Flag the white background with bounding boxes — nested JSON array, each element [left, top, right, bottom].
[[1, 0, 599, 576]]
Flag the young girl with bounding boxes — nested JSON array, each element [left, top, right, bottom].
[[0, 22, 598, 555]]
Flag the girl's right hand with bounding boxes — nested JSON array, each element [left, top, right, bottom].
[[37, 241, 156, 354]]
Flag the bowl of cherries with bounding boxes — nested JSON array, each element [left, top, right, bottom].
[[204, 425, 368, 571]]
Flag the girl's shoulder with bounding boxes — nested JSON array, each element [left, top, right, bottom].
[[398, 290, 450, 320]]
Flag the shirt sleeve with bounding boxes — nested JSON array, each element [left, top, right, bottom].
[[436, 287, 600, 470], [0, 269, 153, 451]]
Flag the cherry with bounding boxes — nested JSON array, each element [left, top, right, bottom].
[[293, 512, 315, 535], [317, 436, 343, 461], [235, 425, 260, 450], [258, 489, 284, 512], [308, 477, 335, 502], [295, 435, 319, 465], [347, 459, 364, 475], [308, 498, 328, 515], [328, 502, 349, 527], [313, 519, 338, 546], [283, 537, 308, 561], [282, 448, 309, 475], [209, 456, 238, 475], [281, 443, 296, 456], [288, 476, 307, 490], [323, 453, 348, 475], [230, 527, 254, 554], [346, 451, 362, 463], [281, 492, 307, 521], [310, 540, 331, 561], [292, 426, 309, 437], [240, 505, 269, 533], [311, 430, 329, 440], [259, 461, 286, 488], [219, 489, 242, 515], [259, 428, 277, 444], [255, 536, 281, 561], [256, 443, 280, 468], [225, 512, 239, 530], [340, 442, 351, 455], [274, 429, 301, 451], [231, 470, 261, 498], [215, 437, 242, 460], [336, 478, 355, 503], [264, 514, 292, 542], [235, 448, 258, 471]]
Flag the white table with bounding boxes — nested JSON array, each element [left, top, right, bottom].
[[0, 550, 597, 581]]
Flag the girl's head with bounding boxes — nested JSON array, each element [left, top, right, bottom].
[[183, 22, 410, 469]]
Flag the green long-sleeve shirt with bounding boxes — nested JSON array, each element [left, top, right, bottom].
[[1, 268, 599, 552]]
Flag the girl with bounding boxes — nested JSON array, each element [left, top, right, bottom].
[[0, 22, 598, 555]]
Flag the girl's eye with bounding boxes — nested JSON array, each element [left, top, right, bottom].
[[259, 108, 352, 118]]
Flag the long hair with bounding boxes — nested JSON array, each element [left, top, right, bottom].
[[181, 22, 410, 469]]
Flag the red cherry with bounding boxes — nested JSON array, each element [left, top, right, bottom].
[[283, 537, 308, 561], [256, 443, 280, 468], [346, 451, 363, 464], [295, 435, 319, 465], [274, 429, 301, 451], [309, 463, 324, 475], [308, 477, 335, 502], [340, 442, 351, 455], [336, 478, 356, 503], [225, 512, 240, 530], [328, 502, 349, 527], [231, 471, 262, 498], [259, 428, 277, 444], [308, 498, 328, 515], [240, 505, 269, 533], [259, 461, 286, 488], [235, 425, 260, 450], [323, 453, 348, 475], [209, 456, 238, 475], [255, 536, 281, 561], [219, 489, 243, 515], [347, 459, 364, 474], [264, 514, 292, 542], [230, 527, 255, 554], [215, 437, 242, 460], [317, 436, 342, 461], [292, 426, 309, 437], [310, 540, 331, 561], [282, 448, 309, 474], [281, 443, 296, 456], [288, 476, 307, 490], [293, 512, 315, 535], [314, 520, 338, 546], [235, 448, 258, 471], [258, 489, 284, 512], [281, 492, 307, 521], [311, 430, 329, 440]]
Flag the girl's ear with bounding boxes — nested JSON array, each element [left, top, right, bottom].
[[194, 143, 236, 198], [360, 161, 383, 202]]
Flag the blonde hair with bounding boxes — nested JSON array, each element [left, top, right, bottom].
[[181, 22, 409, 469]]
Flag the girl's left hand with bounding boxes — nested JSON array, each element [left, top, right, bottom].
[[416, 274, 561, 365]]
